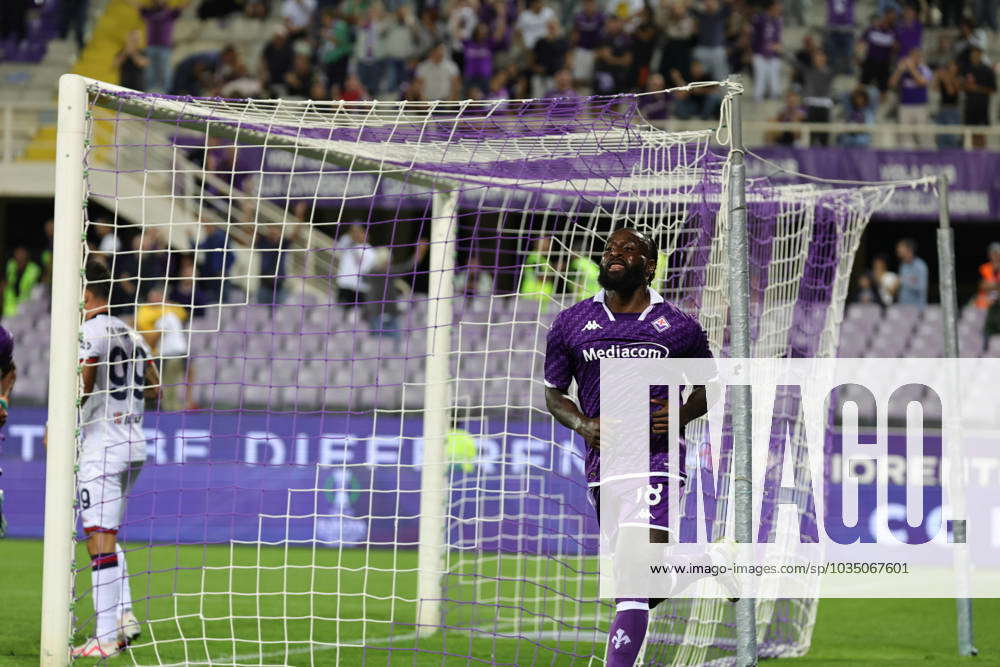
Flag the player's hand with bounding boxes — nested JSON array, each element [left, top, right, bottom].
[[650, 398, 671, 435], [576, 416, 600, 449]]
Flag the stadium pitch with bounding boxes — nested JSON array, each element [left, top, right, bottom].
[[2, 539, 998, 665]]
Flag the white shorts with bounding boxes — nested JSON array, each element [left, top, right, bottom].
[[77, 457, 143, 531]]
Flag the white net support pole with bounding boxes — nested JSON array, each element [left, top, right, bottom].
[[40, 73, 87, 667], [936, 175, 977, 657], [416, 189, 459, 634], [725, 76, 759, 667]]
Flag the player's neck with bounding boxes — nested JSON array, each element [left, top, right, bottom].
[[604, 286, 650, 313], [84, 305, 110, 320]]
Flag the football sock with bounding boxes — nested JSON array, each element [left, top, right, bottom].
[[606, 598, 648, 667], [91, 552, 121, 643], [115, 543, 132, 616]]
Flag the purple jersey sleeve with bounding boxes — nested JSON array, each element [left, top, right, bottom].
[[544, 313, 573, 392]]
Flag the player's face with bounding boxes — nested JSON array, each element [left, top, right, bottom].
[[598, 230, 651, 292]]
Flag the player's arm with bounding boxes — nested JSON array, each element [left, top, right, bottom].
[[543, 315, 600, 448], [545, 386, 600, 448], [0, 363, 16, 427], [143, 358, 160, 411], [80, 361, 98, 407]]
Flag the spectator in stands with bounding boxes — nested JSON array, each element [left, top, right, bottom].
[[261, 26, 295, 97], [412, 42, 461, 101], [976, 242, 1000, 309], [798, 49, 835, 146], [895, 4, 922, 59], [455, 251, 495, 298], [855, 253, 899, 306], [256, 224, 285, 306], [132, 0, 189, 94], [890, 48, 932, 148], [284, 50, 315, 99], [168, 254, 209, 311], [751, 1, 784, 102], [335, 224, 378, 307], [837, 85, 876, 147], [281, 0, 317, 38], [858, 11, 896, 101], [974, 0, 999, 31], [934, 59, 963, 148], [339, 74, 370, 101], [464, 23, 498, 95], [59, 0, 89, 51], [638, 73, 671, 120], [941, 0, 966, 27], [3, 247, 41, 318], [448, 0, 478, 72], [93, 219, 122, 257], [315, 8, 352, 93], [962, 46, 995, 149], [671, 62, 722, 119], [517, 0, 557, 52], [354, 4, 386, 97], [544, 68, 579, 98], [825, 0, 856, 74], [136, 285, 189, 411], [116, 30, 149, 91], [784, 0, 808, 27], [768, 91, 806, 146], [593, 16, 633, 95], [531, 20, 570, 97], [692, 0, 730, 80], [791, 34, 819, 88], [657, 1, 695, 90], [872, 254, 899, 305], [198, 224, 231, 302], [571, 0, 604, 86], [953, 18, 986, 72], [895, 238, 928, 306], [363, 239, 428, 334], [631, 6, 658, 87], [979, 243, 1000, 348], [382, 6, 422, 95], [2, 0, 30, 47]]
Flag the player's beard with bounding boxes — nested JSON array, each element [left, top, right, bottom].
[[597, 259, 646, 293]]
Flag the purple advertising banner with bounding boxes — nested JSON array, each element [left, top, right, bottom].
[[2, 407, 995, 559], [749, 148, 1000, 222]]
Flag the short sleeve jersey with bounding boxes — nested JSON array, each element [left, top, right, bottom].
[[79, 313, 151, 464], [544, 288, 712, 485]]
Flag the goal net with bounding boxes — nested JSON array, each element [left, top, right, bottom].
[[44, 75, 902, 666]]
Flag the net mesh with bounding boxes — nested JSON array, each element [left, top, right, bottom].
[[66, 82, 899, 665]]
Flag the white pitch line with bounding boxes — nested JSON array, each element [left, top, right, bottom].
[[135, 618, 607, 666]]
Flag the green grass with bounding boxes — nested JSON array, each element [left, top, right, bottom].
[[1, 538, 997, 665]]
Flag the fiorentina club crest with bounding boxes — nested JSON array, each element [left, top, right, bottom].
[[652, 316, 670, 332]]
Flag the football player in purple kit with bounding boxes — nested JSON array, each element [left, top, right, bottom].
[[544, 227, 711, 667]]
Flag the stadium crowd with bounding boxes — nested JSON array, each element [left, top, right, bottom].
[[103, 0, 1000, 148]]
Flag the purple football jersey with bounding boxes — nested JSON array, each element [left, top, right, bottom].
[[544, 288, 712, 486]]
